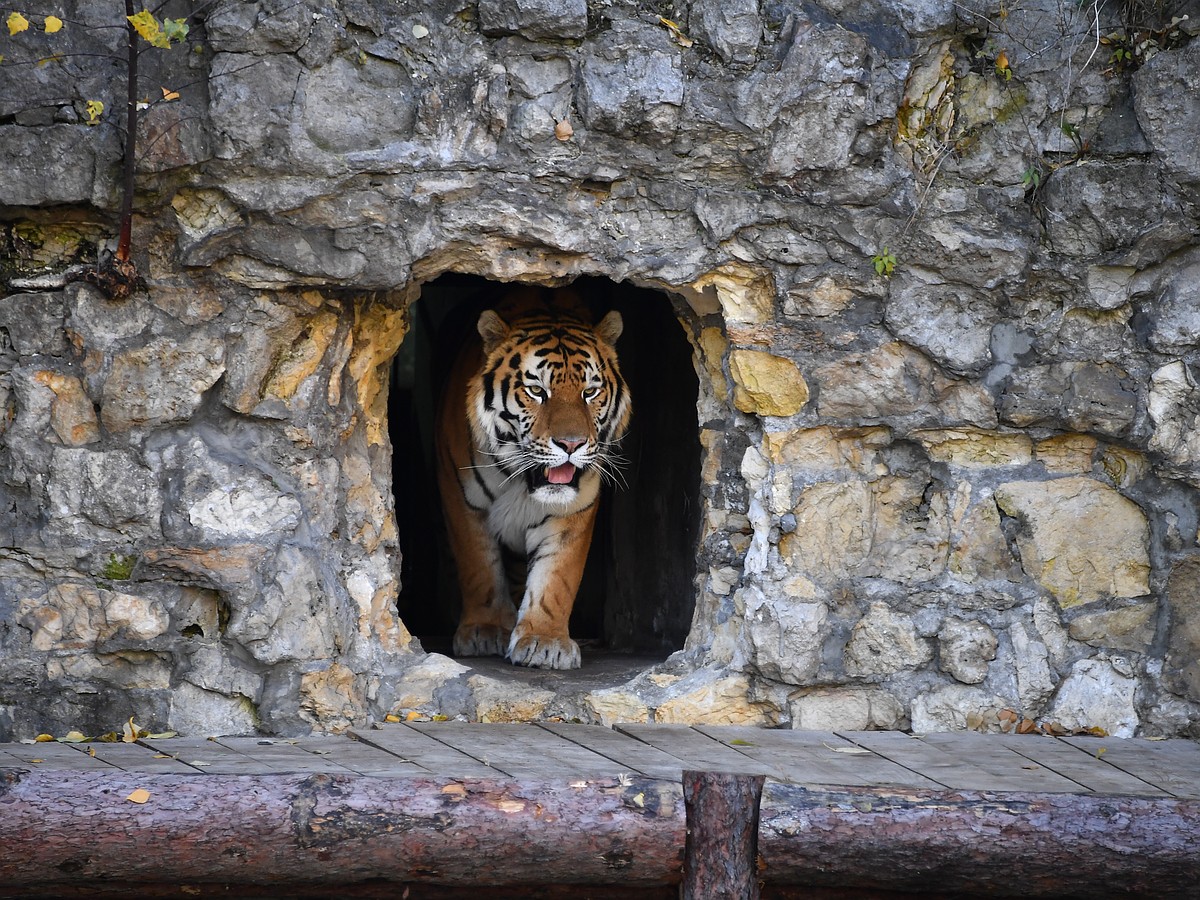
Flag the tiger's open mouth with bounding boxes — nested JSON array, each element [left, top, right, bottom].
[[529, 463, 583, 490]]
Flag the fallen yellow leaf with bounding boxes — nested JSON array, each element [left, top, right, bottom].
[[161, 86, 180, 101], [126, 788, 151, 804], [657, 15, 693, 48], [405, 710, 422, 722], [61, 730, 87, 743], [123, 716, 140, 743], [385, 714, 401, 723], [44, 15, 63, 33], [7, 12, 29, 36], [34, 733, 54, 742], [127, 9, 169, 49]]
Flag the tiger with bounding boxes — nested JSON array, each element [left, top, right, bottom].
[[434, 287, 631, 669]]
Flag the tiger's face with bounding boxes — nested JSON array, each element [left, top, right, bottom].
[[469, 307, 631, 509]]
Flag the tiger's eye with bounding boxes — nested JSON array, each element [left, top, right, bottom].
[[526, 385, 547, 401], [582, 386, 599, 401]]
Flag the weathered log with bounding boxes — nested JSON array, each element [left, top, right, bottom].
[[0, 769, 683, 893], [759, 783, 1200, 898], [682, 770, 764, 900], [3, 769, 1200, 898]]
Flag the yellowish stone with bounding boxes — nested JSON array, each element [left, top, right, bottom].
[[1100, 445, 1149, 488], [692, 263, 775, 325], [33, 370, 99, 446], [780, 481, 872, 580], [262, 309, 339, 402], [349, 301, 408, 447], [948, 486, 1020, 583], [994, 476, 1150, 608], [1035, 434, 1098, 474], [913, 428, 1033, 467], [468, 675, 555, 722], [300, 662, 364, 730], [698, 326, 729, 402], [654, 674, 779, 726], [781, 475, 950, 584], [764, 426, 891, 474], [341, 453, 398, 553], [1068, 602, 1156, 650], [699, 428, 724, 484], [585, 687, 651, 726], [729, 349, 808, 417]]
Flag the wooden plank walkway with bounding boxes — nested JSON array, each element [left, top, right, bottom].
[[3, 724, 1199, 898], [1, 722, 1195, 796]]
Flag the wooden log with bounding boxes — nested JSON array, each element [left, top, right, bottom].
[[682, 770, 764, 900], [759, 784, 1200, 898], [3, 768, 1200, 898], [0, 769, 683, 892]]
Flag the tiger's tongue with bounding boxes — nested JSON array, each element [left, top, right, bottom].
[[546, 463, 576, 484]]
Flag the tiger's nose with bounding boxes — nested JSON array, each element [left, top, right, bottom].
[[554, 438, 584, 454]]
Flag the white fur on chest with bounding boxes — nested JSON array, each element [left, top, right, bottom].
[[467, 459, 598, 553]]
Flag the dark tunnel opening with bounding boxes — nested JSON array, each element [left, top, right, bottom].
[[390, 274, 702, 663]]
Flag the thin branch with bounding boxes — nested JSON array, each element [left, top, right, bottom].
[[116, 0, 138, 263]]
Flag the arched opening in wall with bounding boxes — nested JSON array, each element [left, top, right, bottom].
[[390, 274, 701, 673]]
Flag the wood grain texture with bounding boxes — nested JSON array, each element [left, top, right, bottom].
[[759, 783, 1200, 898], [0, 769, 684, 889], [2, 765, 1198, 897], [681, 771, 764, 900]]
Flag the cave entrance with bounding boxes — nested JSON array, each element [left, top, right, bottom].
[[390, 274, 701, 666]]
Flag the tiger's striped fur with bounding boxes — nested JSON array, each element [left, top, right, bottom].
[[434, 289, 631, 669]]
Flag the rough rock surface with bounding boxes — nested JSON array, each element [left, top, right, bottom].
[[938, 617, 997, 684], [1, 0, 1199, 738], [994, 477, 1151, 608], [1046, 658, 1140, 739]]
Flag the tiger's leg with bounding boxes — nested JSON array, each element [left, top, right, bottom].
[[436, 456, 517, 658], [507, 503, 597, 669]]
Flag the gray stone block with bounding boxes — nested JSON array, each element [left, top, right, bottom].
[[478, 0, 587, 41]]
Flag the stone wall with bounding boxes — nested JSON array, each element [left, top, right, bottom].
[[1, 0, 1199, 738]]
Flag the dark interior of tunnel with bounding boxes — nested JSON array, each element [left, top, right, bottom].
[[390, 273, 701, 659]]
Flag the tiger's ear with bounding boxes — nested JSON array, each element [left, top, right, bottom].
[[595, 310, 623, 346], [477, 310, 510, 355]]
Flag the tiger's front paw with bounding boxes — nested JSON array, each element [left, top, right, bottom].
[[506, 629, 581, 669], [453, 623, 511, 658]]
